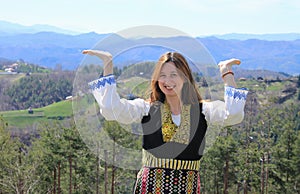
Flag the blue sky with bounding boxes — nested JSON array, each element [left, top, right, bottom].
[[0, 0, 299, 36]]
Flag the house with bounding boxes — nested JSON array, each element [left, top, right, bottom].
[[4, 63, 19, 73], [4, 67, 14, 72], [65, 96, 73, 100]]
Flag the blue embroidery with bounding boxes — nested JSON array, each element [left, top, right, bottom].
[[88, 76, 116, 90], [225, 87, 247, 100]]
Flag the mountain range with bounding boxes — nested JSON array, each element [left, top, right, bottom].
[[0, 20, 79, 35], [0, 20, 299, 75]]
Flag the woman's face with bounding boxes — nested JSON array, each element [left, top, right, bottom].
[[158, 62, 185, 99]]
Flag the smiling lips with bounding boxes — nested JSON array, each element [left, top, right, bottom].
[[164, 84, 175, 90]]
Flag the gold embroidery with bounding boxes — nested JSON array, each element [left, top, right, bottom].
[[142, 149, 200, 170], [161, 102, 191, 144]]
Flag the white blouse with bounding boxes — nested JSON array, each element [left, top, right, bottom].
[[88, 75, 248, 126]]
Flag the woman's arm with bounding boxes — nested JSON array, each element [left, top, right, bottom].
[[202, 58, 248, 126], [82, 50, 113, 75], [218, 58, 241, 87], [83, 50, 150, 124]]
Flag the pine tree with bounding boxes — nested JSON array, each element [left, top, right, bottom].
[[0, 116, 40, 193], [270, 104, 299, 193]]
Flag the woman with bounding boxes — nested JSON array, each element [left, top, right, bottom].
[[83, 50, 248, 193]]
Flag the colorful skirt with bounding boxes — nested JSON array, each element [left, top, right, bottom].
[[133, 166, 201, 194]]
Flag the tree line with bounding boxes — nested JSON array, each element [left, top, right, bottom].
[[1, 63, 299, 193], [1, 82, 300, 194], [1, 72, 74, 111]]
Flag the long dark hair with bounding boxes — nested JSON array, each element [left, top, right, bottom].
[[149, 52, 202, 104]]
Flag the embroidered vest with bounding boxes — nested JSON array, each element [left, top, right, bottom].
[[141, 102, 207, 161]]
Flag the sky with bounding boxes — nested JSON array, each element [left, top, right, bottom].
[[0, 0, 299, 36]]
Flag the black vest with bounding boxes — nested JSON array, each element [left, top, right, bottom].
[[141, 102, 207, 161]]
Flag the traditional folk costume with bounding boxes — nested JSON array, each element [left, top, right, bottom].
[[89, 74, 248, 194]]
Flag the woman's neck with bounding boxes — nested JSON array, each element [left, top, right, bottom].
[[166, 96, 181, 115]]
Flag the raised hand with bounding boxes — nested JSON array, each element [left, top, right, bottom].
[[217, 58, 241, 87], [82, 49, 113, 75], [218, 58, 241, 75], [82, 50, 112, 62]]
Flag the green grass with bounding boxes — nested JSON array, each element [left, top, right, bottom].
[[117, 76, 150, 98], [266, 82, 285, 91], [0, 73, 25, 82], [42, 100, 73, 117], [0, 100, 73, 128]]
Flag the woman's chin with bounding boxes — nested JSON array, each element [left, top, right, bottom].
[[163, 90, 180, 98]]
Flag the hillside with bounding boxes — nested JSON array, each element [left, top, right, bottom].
[[0, 100, 73, 128], [0, 32, 299, 74], [0, 21, 299, 194], [0, 71, 74, 111], [0, 20, 80, 35], [2, 74, 299, 128], [0, 73, 299, 194]]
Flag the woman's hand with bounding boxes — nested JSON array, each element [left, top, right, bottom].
[[218, 58, 240, 75], [82, 49, 113, 75], [218, 58, 241, 88], [82, 50, 112, 62]]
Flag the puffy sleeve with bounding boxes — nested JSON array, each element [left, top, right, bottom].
[[88, 75, 150, 124], [202, 86, 248, 126]]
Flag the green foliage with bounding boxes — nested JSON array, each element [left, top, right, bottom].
[[0, 116, 41, 193], [103, 121, 142, 150], [5, 72, 73, 110], [17, 63, 52, 73], [120, 61, 155, 79], [268, 104, 300, 193], [1, 100, 72, 128], [1, 71, 300, 193], [0, 59, 51, 73], [30, 121, 100, 193]]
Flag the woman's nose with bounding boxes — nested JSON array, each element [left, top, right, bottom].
[[164, 76, 173, 83]]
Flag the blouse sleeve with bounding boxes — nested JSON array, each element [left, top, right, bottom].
[[88, 75, 150, 124], [202, 86, 248, 126]]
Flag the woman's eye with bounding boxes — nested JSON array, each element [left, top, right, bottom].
[[171, 73, 177, 77]]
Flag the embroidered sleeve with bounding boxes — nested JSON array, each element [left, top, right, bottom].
[[202, 86, 248, 126], [88, 75, 150, 124]]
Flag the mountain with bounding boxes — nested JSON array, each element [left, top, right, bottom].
[[0, 20, 79, 35], [201, 33, 300, 41], [199, 37, 300, 75], [0, 21, 299, 75], [0, 32, 110, 69]]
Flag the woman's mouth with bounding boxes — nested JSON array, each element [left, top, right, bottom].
[[165, 85, 175, 90]]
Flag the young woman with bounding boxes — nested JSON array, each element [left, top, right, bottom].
[[83, 50, 248, 193]]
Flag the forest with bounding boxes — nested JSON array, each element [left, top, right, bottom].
[[0, 62, 299, 193]]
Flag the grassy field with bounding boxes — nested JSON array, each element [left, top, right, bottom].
[[0, 73, 25, 82], [0, 100, 73, 128], [117, 76, 150, 98]]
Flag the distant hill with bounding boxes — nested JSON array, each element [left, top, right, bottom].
[[0, 32, 109, 69], [201, 33, 300, 41], [0, 20, 299, 75], [0, 20, 79, 35], [199, 37, 300, 75]]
